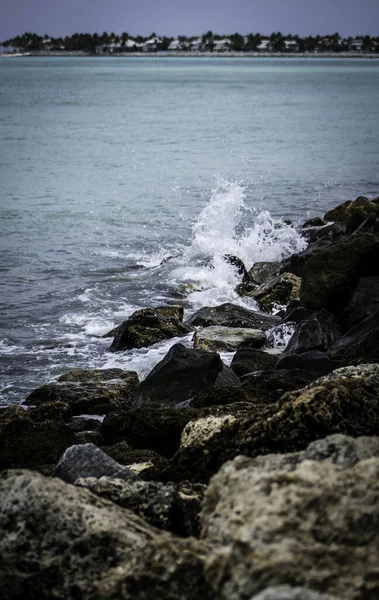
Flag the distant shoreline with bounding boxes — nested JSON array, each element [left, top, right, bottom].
[[1, 50, 379, 59]]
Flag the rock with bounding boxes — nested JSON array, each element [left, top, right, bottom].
[[241, 368, 320, 403], [276, 350, 344, 374], [76, 477, 206, 537], [0, 406, 75, 472], [180, 415, 237, 451], [299, 233, 379, 313], [230, 348, 277, 376], [238, 363, 379, 458], [108, 306, 190, 351], [100, 406, 199, 458], [0, 469, 211, 600], [223, 254, 250, 282], [135, 343, 223, 407], [328, 309, 379, 363], [58, 368, 134, 382], [194, 326, 266, 352], [302, 216, 325, 228], [101, 443, 169, 478], [185, 302, 280, 331], [202, 455, 379, 600], [250, 587, 345, 600], [246, 272, 301, 312], [189, 387, 249, 409], [339, 276, 379, 332], [53, 443, 138, 483], [27, 401, 72, 422], [214, 364, 242, 388], [286, 237, 333, 278], [324, 196, 379, 234], [248, 261, 282, 285], [24, 370, 139, 415], [282, 310, 342, 355]]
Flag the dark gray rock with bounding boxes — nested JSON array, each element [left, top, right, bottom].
[[250, 586, 345, 600], [231, 348, 277, 377], [214, 364, 242, 388], [109, 306, 190, 352], [328, 309, 379, 363], [185, 302, 280, 331], [282, 310, 342, 355], [53, 443, 139, 483], [324, 196, 379, 234], [136, 343, 223, 407], [241, 368, 320, 402], [248, 261, 282, 284], [239, 273, 301, 312], [276, 350, 344, 374], [339, 276, 379, 332]]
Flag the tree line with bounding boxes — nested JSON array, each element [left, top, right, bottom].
[[1, 31, 378, 53]]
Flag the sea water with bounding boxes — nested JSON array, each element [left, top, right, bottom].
[[1, 56, 379, 406]]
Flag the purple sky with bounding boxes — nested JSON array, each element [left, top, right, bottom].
[[1, 0, 379, 41]]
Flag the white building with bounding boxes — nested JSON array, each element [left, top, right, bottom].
[[213, 38, 231, 51], [168, 39, 182, 51], [284, 40, 299, 52], [190, 38, 203, 51], [257, 39, 272, 52], [143, 38, 162, 52]]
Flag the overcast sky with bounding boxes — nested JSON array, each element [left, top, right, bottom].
[[1, 0, 379, 41]]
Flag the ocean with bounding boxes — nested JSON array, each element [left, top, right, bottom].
[[1, 56, 379, 407]]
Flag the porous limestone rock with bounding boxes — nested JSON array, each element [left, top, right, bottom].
[[194, 326, 266, 352]]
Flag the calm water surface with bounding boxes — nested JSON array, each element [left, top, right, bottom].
[[1, 56, 379, 405]]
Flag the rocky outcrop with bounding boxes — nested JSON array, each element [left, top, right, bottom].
[[240, 272, 301, 312], [185, 302, 280, 330], [24, 369, 139, 415], [201, 452, 379, 600], [194, 325, 266, 352], [76, 476, 206, 537], [53, 443, 138, 483], [108, 306, 190, 351], [324, 196, 379, 234], [135, 343, 224, 407], [0, 469, 212, 600]]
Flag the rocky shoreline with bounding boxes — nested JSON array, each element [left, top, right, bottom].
[[2, 51, 379, 59], [2, 194, 379, 598]]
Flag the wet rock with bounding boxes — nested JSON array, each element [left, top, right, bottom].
[[135, 343, 223, 407], [328, 309, 379, 363], [250, 587, 344, 600], [242, 273, 301, 312], [339, 276, 379, 332], [302, 216, 325, 228], [27, 401, 72, 422], [299, 233, 379, 313], [0, 406, 75, 471], [287, 237, 333, 278], [58, 368, 133, 382], [24, 370, 139, 416], [248, 261, 282, 285], [76, 477, 206, 537], [239, 363, 379, 457], [202, 455, 379, 600], [100, 406, 199, 458], [189, 386, 249, 409], [194, 326, 266, 352], [53, 443, 138, 483], [223, 254, 250, 282], [0, 469, 212, 600], [214, 364, 242, 388], [241, 368, 320, 403], [276, 350, 344, 374], [185, 302, 280, 331], [108, 306, 190, 351], [230, 348, 277, 376], [324, 196, 379, 234], [282, 310, 342, 355], [101, 443, 169, 478]]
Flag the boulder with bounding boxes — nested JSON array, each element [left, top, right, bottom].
[[248, 261, 282, 285], [0, 406, 75, 472], [108, 306, 190, 351], [339, 276, 379, 332], [223, 254, 250, 283], [286, 237, 333, 278], [0, 470, 212, 600], [214, 364, 242, 389], [24, 370, 139, 415], [100, 406, 199, 458], [239, 273, 301, 312], [250, 587, 344, 600], [328, 309, 379, 364], [282, 310, 342, 355], [241, 368, 321, 403], [101, 442, 169, 478], [276, 350, 344, 374], [299, 233, 379, 313], [135, 343, 223, 407], [230, 348, 277, 376], [185, 303, 280, 331], [194, 326, 266, 352], [53, 443, 138, 484], [324, 196, 379, 234], [201, 454, 379, 600], [76, 477, 206, 537], [58, 368, 133, 382]]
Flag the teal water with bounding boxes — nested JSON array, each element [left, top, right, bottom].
[[1, 56, 379, 405]]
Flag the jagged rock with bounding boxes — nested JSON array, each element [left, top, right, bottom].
[[276, 350, 344, 374], [58, 369, 133, 382], [339, 276, 379, 331], [0, 470, 212, 600], [100, 406, 199, 458], [223, 254, 250, 283], [282, 310, 342, 355], [24, 370, 139, 415], [324, 196, 379, 234], [248, 261, 282, 285], [76, 477, 206, 537], [27, 401, 72, 422], [286, 237, 333, 278], [0, 406, 75, 472], [53, 443, 138, 483], [243, 273, 301, 312], [230, 348, 277, 376], [201, 455, 379, 600], [135, 343, 224, 407], [189, 387, 249, 409], [108, 306, 190, 351], [299, 233, 379, 313], [241, 368, 320, 403], [185, 302, 280, 330], [101, 442, 169, 478], [328, 309, 379, 363], [214, 364, 242, 388], [250, 587, 344, 600], [194, 326, 266, 352], [302, 216, 325, 228]]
